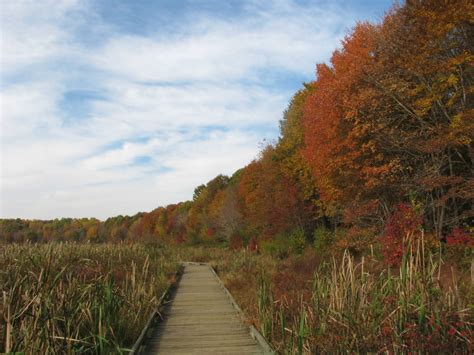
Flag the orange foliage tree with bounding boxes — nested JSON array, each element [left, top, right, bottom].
[[238, 145, 313, 242], [302, 2, 473, 236]]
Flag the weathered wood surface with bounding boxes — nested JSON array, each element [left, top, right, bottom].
[[141, 263, 270, 354]]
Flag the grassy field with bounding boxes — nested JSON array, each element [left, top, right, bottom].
[[1, 241, 473, 354], [178, 242, 474, 353], [1, 243, 179, 354]]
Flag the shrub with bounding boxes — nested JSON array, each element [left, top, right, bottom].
[[445, 227, 474, 264], [333, 226, 378, 257], [261, 234, 291, 259], [261, 229, 307, 258], [289, 228, 306, 255], [446, 227, 474, 247], [248, 236, 258, 252], [381, 203, 423, 266], [261, 240, 288, 259], [229, 233, 244, 249], [313, 226, 332, 253]]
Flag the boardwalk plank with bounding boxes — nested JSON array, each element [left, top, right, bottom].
[[140, 264, 270, 354]]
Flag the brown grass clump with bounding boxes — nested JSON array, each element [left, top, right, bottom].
[[0, 243, 179, 353]]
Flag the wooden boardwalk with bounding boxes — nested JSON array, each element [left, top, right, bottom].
[[138, 263, 272, 354]]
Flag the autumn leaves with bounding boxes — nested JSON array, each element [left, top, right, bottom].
[[1, 1, 472, 247]]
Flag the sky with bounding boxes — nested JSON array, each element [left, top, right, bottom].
[[1, 0, 393, 220]]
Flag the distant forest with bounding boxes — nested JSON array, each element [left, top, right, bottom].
[[2, 1, 473, 253]]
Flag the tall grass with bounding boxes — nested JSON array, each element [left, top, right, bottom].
[[0, 243, 178, 354], [254, 236, 473, 353], [173, 244, 472, 352], [5, 241, 469, 353]]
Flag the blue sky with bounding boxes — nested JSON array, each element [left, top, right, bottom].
[[1, 0, 393, 219]]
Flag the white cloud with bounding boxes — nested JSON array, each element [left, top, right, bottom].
[[90, 3, 345, 82], [1, 82, 62, 141], [2, 129, 260, 219], [0, 0, 82, 73], [86, 81, 286, 134], [1, 0, 366, 219]]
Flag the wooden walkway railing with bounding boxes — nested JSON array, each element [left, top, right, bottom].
[[132, 262, 274, 354]]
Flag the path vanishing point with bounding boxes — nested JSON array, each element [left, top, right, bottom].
[[133, 263, 273, 354]]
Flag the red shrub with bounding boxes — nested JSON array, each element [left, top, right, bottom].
[[229, 234, 243, 250], [381, 203, 422, 266], [175, 233, 186, 244], [446, 228, 474, 247], [206, 228, 214, 238], [248, 237, 258, 252]]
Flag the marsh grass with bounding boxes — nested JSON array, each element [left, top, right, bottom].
[[186, 241, 473, 353], [2, 242, 471, 354], [252, 236, 473, 353], [0, 243, 178, 354]]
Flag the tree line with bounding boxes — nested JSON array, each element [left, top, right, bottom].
[[1, 1, 472, 251]]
